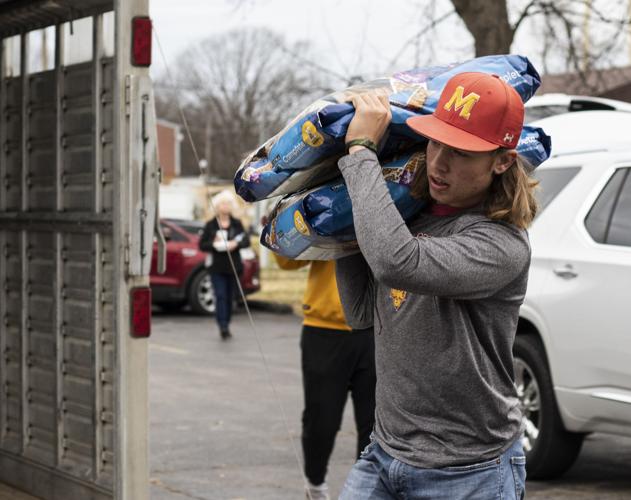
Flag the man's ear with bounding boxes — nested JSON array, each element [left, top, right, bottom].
[[492, 150, 517, 175]]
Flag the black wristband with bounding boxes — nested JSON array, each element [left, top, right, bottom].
[[345, 138, 378, 154]]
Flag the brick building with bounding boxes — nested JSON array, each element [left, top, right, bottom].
[[157, 119, 183, 180]]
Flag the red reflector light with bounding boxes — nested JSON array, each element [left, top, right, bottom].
[[132, 17, 152, 67], [131, 287, 152, 337]]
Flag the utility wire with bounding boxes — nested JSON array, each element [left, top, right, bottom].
[[153, 27, 314, 499]]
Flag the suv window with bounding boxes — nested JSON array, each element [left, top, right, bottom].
[[178, 223, 204, 236], [166, 219, 204, 236], [606, 169, 631, 246], [533, 167, 581, 214], [584, 168, 629, 244], [161, 223, 188, 242], [525, 105, 568, 123]]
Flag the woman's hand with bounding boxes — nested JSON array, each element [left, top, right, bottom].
[[346, 92, 392, 147]]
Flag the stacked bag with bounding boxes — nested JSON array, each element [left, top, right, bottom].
[[233, 55, 551, 260]]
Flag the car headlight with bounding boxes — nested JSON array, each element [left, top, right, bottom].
[[181, 248, 198, 258]]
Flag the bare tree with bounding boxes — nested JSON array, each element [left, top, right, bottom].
[[155, 3, 631, 180], [450, 0, 630, 72], [450, 0, 514, 55], [156, 27, 331, 180], [214, 1, 631, 84]]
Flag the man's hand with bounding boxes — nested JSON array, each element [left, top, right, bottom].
[[227, 240, 238, 252], [346, 92, 392, 151]]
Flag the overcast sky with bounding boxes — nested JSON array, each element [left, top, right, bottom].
[[149, 0, 476, 83], [149, 0, 631, 85]]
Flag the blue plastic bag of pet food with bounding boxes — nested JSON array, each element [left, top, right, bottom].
[[261, 149, 427, 260], [235, 54, 550, 202]]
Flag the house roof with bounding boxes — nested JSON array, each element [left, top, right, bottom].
[[539, 66, 631, 102], [157, 118, 182, 131]]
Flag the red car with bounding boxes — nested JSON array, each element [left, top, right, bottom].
[[151, 219, 260, 314]]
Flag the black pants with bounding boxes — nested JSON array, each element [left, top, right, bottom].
[[210, 272, 235, 330], [301, 325, 376, 486]]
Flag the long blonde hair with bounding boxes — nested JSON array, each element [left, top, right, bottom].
[[410, 148, 539, 229], [486, 154, 539, 229]]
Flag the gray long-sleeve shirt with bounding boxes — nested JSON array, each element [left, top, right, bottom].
[[336, 149, 530, 468]]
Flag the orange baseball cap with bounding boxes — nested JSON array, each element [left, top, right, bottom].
[[406, 72, 524, 152]]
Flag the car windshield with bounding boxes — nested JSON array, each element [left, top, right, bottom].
[[533, 167, 581, 215], [524, 105, 568, 123], [166, 219, 204, 236]]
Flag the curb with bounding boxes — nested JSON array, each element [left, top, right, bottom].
[[241, 300, 294, 315]]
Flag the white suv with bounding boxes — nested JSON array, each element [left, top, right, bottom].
[[515, 110, 631, 478], [525, 93, 631, 123]]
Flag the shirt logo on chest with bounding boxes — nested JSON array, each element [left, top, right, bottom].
[[390, 288, 408, 311]]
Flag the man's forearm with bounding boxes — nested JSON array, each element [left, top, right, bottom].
[[338, 149, 416, 282], [335, 253, 374, 329]]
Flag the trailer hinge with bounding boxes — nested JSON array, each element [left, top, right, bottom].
[[125, 75, 132, 117], [124, 240, 130, 265]]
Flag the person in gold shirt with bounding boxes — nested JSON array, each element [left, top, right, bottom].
[[274, 255, 376, 500]]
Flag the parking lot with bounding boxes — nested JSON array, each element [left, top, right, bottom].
[[149, 309, 631, 500]]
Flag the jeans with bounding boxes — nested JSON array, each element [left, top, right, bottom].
[[301, 326, 376, 485], [210, 272, 235, 330], [340, 437, 526, 500]]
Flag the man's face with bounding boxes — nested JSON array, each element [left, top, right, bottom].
[[425, 139, 512, 208]]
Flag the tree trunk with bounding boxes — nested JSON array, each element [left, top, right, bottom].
[[450, 0, 515, 56]]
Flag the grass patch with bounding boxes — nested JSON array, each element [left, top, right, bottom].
[[247, 266, 308, 316]]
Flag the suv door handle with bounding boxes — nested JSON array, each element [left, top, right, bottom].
[[553, 264, 578, 279]]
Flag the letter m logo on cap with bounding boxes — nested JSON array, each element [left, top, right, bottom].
[[443, 86, 480, 120]]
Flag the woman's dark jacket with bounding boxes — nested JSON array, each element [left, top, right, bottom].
[[198, 217, 250, 275]]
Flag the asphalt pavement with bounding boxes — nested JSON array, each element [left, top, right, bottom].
[[150, 309, 631, 500]]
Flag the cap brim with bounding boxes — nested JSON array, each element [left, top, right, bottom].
[[406, 115, 500, 152]]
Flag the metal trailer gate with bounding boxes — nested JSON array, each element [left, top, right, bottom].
[[0, 1, 158, 499]]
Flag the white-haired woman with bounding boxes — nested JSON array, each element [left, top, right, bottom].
[[199, 191, 250, 339]]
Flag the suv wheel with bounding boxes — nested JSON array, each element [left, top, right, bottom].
[[189, 271, 215, 315], [513, 334, 585, 479]]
